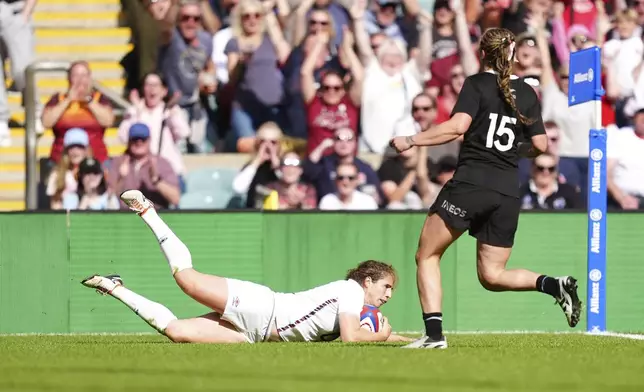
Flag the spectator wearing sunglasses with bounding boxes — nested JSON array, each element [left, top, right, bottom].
[[301, 30, 362, 156], [158, 0, 217, 154], [303, 127, 383, 203], [520, 153, 581, 210], [518, 121, 580, 190], [225, 0, 292, 151], [291, 0, 350, 48], [318, 162, 379, 210], [265, 151, 317, 209]]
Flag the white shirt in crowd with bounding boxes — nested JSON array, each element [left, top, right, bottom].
[[273, 279, 365, 342], [212, 27, 232, 84], [319, 190, 379, 210], [607, 127, 644, 197], [541, 81, 593, 158], [360, 60, 422, 154], [603, 36, 644, 99]]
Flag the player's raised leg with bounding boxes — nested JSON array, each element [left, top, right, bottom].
[[81, 274, 247, 343], [119, 189, 228, 314], [476, 242, 582, 327], [403, 213, 464, 349]]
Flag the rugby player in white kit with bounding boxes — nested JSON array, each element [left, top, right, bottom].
[[81, 190, 410, 343]]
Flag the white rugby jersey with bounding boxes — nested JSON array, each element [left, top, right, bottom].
[[273, 279, 364, 342]]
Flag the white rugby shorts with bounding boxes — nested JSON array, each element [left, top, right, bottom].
[[221, 278, 276, 343]]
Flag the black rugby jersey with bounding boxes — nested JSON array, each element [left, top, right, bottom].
[[449, 71, 545, 198]]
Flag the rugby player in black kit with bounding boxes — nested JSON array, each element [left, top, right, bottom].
[[390, 27, 582, 349]]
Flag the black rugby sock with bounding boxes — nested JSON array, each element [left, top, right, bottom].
[[423, 312, 443, 340], [536, 275, 560, 297]]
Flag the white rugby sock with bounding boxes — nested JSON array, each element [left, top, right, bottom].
[[140, 209, 193, 275], [110, 286, 177, 333]]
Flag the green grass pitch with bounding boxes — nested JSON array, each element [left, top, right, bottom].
[[1, 334, 643, 391]]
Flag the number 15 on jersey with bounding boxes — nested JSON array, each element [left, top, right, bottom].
[[486, 113, 516, 152]]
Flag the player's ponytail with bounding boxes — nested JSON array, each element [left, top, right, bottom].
[[480, 28, 535, 125]]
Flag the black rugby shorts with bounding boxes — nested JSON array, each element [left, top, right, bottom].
[[428, 180, 521, 247]]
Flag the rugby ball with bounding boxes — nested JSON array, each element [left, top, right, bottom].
[[360, 305, 384, 332]]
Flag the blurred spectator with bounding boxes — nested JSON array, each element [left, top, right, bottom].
[[432, 0, 458, 60], [603, 9, 643, 124], [513, 33, 541, 79], [122, 0, 161, 92], [0, 0, 36, 146], [158, 0, 217, 153], [520, 153, 582, 210], [377, 126, 433, 209], [119, 72, 190, 190], [41, 61, 114, 164], [292, 0, 349, 48], [303, 127, 382, 203], [431, 155, 456, 187], [353, 5, 432, 153], [232, 122, 282, 207], [607, 108, 644, 210], [46, 128, 92, 210], [302, 29, 362, 155], [282, 23, 347, 140], [534, 15, 593, 194], [225, 0, 291, 151], [108, 123, 181, 210], [64, 158, 119, 210], [501, 0, 551, 36], [363, 0, 420, 47], [318, 161, 379, 209], [519, 121, 580, 189], [265, 151, 318, 209]]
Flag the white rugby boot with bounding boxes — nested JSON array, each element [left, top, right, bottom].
[[401, 335, 448, 349], [554, 276, 582, 328], [81, 274, 123, 296], [120, 189, 153, 215]]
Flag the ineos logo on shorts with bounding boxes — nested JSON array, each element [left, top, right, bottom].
[[441, 200, 467, 218]]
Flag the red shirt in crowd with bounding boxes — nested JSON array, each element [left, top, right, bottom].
[[306, 95, 358, 156], [46, 91, 110, 163]]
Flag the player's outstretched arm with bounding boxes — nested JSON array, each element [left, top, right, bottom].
[[386, 333, 414, 342], [338, 313, 392, 342], [389, 113, 471, 153]]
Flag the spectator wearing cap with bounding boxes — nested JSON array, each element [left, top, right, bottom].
[[301, 28, 362, 156], [64, 158, 119, 210], [119, 72, 190, 182], [108, 123, 181, 210], [353, 5, 432, 154], [46, 128, 93, 210], [265, 151, 318, 209], [318, 161, 379, 210], [606, 108, 644, 210], [41, 61, 114, 164], [303, 127, 383, 203], [519, 153, 581, 210]]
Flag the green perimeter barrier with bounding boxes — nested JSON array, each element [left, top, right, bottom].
[[0, 212, 643, 334]]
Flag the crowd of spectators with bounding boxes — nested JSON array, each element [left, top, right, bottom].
[[33, 0, 644, 211]]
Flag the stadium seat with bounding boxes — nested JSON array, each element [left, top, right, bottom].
[[184, 167, 238, 194], [178, 190, 235, 209]]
